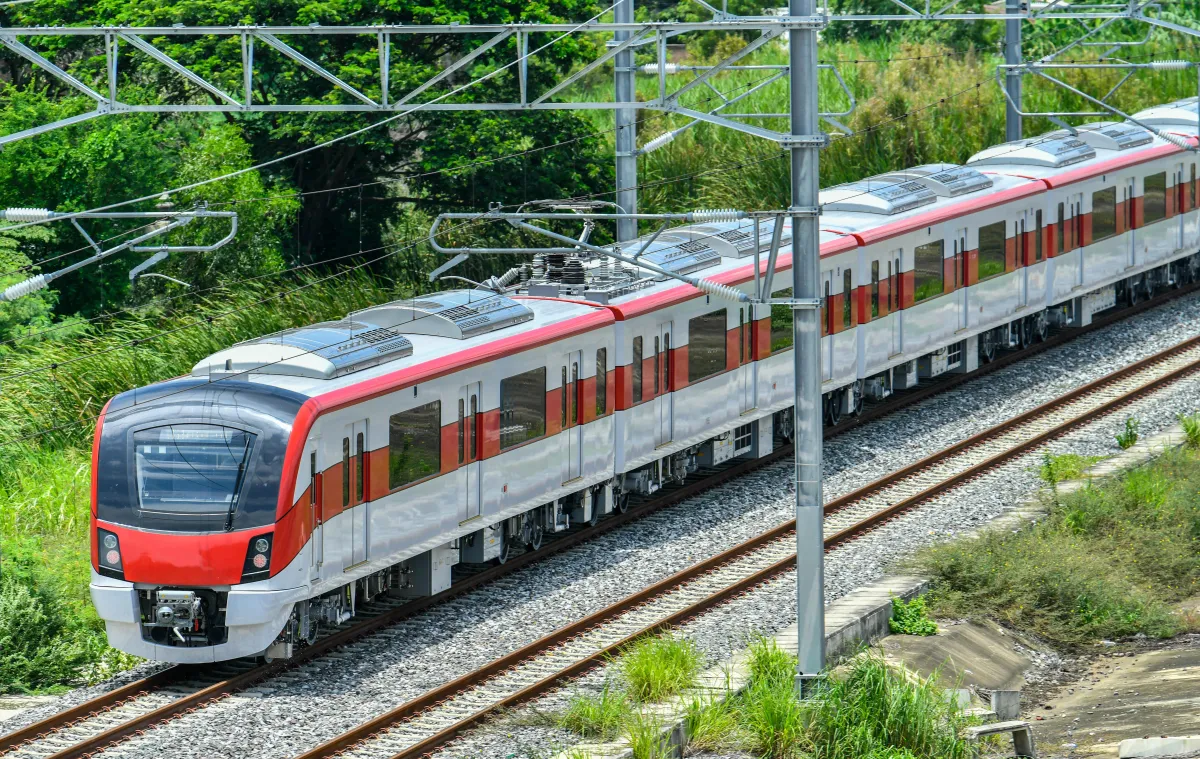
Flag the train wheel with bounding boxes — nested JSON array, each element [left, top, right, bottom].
[[1029, 312, 1048, 343], [824, 393, 841, 426], [848, 380, 864, 417], [614, 489, 633, 514], [588, 498, 601, 527], [496, 524, 515, 564], [979, 330, 997, 363], [1127, 278, 1141, 306], [524, 519, 544, 552]]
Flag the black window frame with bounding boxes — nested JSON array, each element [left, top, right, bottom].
[[1093, 186, 1118, 241], [387, 401, 442, 490], [632, 336, 643, 404], [978, 221, 1006, 281], [500, 367, 547, 450], [1143, 173, 1167, 225], [688, 309, 728, 383], [596, 348, 607, 416], [913, 240, 945, 302]]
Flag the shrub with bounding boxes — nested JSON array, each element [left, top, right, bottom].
[[915, 448, 1200, 645], [625, 709, 672, 759], [620, 635, 703, 703], [1038, 451, 1103, 484], [1117, 417, 1140, 450], [889, 595, 938, 636], [556, 684, 630, 740], [1180, 413, 1200, 448]]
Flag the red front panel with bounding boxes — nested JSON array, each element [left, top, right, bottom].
[[99, 519, 259, 586]]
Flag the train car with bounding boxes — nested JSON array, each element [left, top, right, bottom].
[[89, 103, 1200, 663]]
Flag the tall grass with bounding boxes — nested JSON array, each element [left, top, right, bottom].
[[917, 448, 1200, 645], [620, 635, 703, 702], [0, 270, 400, 459], [685, 639, 975, 759], [566, 38, 1200, 217]]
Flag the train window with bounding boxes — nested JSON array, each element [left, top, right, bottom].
[[870, 261, 880, 317], [342, 438, 350, 506], [355, 433, 364, 502], [688, 309, 728, 383], [132, 425, 255, 517], [571, 362, 579, 424], [388, 401, 441, 489], [842, 270, 852, 328], [772, 287, 794, 350], [913, 240, 944, 302], [1144, 173, 1166, 224], [653, 336, 660, 395], [1015, 219, 1024, 267], [632, 337, 643, 404], [561, 367, 568, 427], [738, 310, 745, 363], [977, 221, 1006, 281], [596, 348, 607, 416], [663, 333, 671, 389], [310, 452, 319, 511], [500, 367, 547, 450], [886, 262, 894, 309], [457, 399, 465, 465], [1057, 203, 1065, 255], [469, 395, 477, 461], [1035, 210, 1043, 262], [1093, 186, 1118, 241]]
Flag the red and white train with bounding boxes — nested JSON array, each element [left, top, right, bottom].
[[91, 99, 1200, 662]]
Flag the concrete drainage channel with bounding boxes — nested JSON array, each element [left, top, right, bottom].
[[555, 424, 1195, 759]]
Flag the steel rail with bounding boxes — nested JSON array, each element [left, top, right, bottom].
[[4, 277, 1199, 759], [295, 328, 1200, 759]]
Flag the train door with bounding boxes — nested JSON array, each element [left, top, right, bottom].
[[307, 440, 323, 582], [1123, 178, 1135, 267], [888, 251, 902, 356], [1016, 212, 1028, 307], [458, 383, 481, 522], [342, 420, 369, 570], [954, 229, 968, 330], [738, 306, 755, 414], [563, 351, 583, 483], [658, 322, 674, 446], [1176, 163, 1186, 251]]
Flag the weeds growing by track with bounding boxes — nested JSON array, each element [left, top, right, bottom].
[[917, 448, 1200, 645]]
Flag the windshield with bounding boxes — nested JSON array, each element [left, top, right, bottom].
[[134, 424, 256, 517]]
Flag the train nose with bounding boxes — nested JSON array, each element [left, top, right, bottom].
[[155, 606, 176, 625]]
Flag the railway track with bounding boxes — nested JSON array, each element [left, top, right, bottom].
[[4, 284, 1200, 759], [282, 330, 1200, 759]]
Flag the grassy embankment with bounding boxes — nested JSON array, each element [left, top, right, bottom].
[[914, 438, 1200, 647], [555, 635, 976, 759], [4, 37, 1200, 692], [0, 273, 400, 692]]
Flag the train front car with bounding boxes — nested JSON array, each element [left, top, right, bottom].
[[89, 379, 307, 663]]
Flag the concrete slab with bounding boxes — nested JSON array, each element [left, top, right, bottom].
[[881, 618, 1033, 693], [1119, 736, 1200, 758], [1030, 645, 1200, 758], [0, 695, 56, 724]]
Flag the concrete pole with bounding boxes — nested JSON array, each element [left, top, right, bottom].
[[1005, 0, 1023, 142], [791, 0, 826, 695], [614, 0, 637, 245]]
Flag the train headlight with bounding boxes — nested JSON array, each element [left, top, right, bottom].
[[241, 532, 273, 583], [97, 528, 124, 580]]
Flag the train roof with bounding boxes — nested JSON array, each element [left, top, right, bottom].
[[191, 292, 607, 398], [1130, 98, 1200, 131], [816, 167, 1038, 244]]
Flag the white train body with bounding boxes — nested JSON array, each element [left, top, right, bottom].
[[89, 103, 1200, 662]]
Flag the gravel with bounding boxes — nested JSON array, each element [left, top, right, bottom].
[[8, 291, 1200, 759]]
